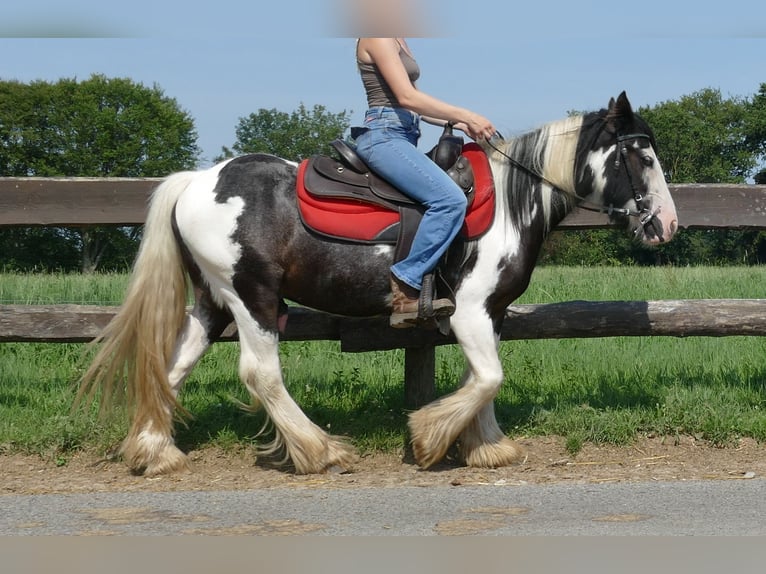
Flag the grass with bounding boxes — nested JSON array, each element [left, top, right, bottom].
[[1, 266, 765, 462]]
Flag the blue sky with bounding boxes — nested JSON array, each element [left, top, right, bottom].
[[1, 1, 765, 166]]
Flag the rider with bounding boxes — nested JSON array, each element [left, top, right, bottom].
[[353, 37, 497, 328]]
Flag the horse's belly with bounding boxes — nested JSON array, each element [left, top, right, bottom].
[[281, 242, 394, 317]]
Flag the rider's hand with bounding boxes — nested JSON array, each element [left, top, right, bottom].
[[461, 113, 496, 142]]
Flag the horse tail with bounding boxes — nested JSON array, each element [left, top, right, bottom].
[[78, 170, 195, 430]]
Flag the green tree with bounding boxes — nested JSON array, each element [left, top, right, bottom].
[[641, 87, 766, 265], [218, 103, 351, 162], [745, 83, 766, 161], [638, 88, 755, 183], [0, 74, 199, 272]]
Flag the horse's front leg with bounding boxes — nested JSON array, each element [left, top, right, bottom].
[[408, 308, 510, 468], [458, 397, 526, 468]]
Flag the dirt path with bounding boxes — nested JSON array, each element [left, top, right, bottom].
[[2, 435, 764, 495]]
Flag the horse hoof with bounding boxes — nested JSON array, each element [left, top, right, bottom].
[[121, 436, 190, 477], [409, 435, 445, 469], [408, 409, 453, 468], [462, 437, 526, 468]]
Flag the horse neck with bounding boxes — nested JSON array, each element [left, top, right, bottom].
[[487, 115, 583, 238]]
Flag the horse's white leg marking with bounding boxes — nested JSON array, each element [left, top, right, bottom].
[[408, 302, 505, 467], [459, 399, 526, 468], [124, 307, 217, 476], [224, 294, 356, 474], [408, 191, 527, 468], [123, 299, 225, 477], [166, 307, 214, 397]]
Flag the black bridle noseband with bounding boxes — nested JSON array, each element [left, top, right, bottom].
[[612, 133, 656, 227], [485, 129, 657, 230]]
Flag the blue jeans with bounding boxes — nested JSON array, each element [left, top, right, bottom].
[[353, 107, 467, 291]]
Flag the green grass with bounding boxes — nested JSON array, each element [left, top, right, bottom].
[[1, 266, 765, 462]]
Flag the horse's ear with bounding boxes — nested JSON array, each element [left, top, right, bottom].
[[607, 91, 634, 120]]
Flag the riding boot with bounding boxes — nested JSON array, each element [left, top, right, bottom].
[[390, 274, 456, 329]]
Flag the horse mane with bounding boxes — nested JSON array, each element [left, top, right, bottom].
[[484, 114, 584, 232]]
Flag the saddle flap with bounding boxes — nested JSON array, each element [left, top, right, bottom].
[[305, 155, 417, 207], [312, 155, 370, 189]]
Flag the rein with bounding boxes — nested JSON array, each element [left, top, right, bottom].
[[484, 131, 654, 223]]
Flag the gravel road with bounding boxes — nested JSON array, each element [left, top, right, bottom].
[[3, 478, 765, 535]]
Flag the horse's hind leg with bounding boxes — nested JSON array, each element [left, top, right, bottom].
[[122, 291, 230, 476], [165, 290, 232, 398], [226, 294, 357, 474]]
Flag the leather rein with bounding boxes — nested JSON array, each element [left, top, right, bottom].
[[484, 129, 657, 228]]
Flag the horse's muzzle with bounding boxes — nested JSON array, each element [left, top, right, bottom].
[[637, 206, 678, 245]]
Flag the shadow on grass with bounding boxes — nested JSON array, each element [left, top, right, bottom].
[[173, 375, 412, 457], [172, 364, 766, 462]]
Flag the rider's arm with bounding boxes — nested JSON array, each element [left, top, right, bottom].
[[358, 38, 494, 141]]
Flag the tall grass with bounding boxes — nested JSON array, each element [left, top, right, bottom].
[[1, 266, 765, 461]]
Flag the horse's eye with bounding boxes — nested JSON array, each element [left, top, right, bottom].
[[641, 156, 654, 167]]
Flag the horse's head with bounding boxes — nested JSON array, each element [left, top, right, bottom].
[[577, 92, 678, 245]]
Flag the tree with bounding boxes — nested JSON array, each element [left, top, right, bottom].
[[745, 83, 766, 162], [639, 88, 766, 265], [0, 74, 199, 272], [218, 103, 351, 162], [638, 88, 755, 184]]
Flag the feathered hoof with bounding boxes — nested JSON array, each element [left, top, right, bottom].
[[410, 439, 444, 469], [408, 411, 452, 469], [291, 435, 358, 475], [461, 437, 526, 468], [325, 438, 359, 473], [121, 435, 190, 477]]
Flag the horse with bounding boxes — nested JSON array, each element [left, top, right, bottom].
[[79, 92, 678, 476]]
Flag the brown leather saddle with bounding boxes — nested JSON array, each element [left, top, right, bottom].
[[302, 124, 475, 261]]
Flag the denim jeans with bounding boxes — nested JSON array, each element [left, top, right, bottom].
[[353, 107, 467, 291]]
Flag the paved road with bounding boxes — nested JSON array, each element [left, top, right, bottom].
[[2, 479, 764, 535]]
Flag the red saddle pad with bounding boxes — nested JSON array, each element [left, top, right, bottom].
[[296, 143, 495, 242]]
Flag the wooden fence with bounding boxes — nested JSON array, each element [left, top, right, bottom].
[[2, 178, 766, 407]]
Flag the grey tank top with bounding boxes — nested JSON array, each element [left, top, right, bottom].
[[357, 42, 420, 108]]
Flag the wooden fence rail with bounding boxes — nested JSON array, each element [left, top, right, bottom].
[[4, 300, 766, 347], [2, 178, 766, 229], [1, 178, 765, 406]]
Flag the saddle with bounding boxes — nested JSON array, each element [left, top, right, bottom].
[[297, 124, 493, 254]]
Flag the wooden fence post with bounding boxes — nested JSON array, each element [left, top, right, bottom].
[[404, 345, 436, 408]]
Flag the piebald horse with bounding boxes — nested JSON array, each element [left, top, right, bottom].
[[81, 92, 678, 475]]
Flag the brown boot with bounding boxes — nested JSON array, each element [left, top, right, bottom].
[[390, 275, 420, 328], [390, 275, 456, 329]]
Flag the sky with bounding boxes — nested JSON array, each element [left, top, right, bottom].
[[1, 0, 765, 167]]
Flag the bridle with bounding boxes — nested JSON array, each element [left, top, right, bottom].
[[485, 129, 658, 229], [612, 133, 657, 227]]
